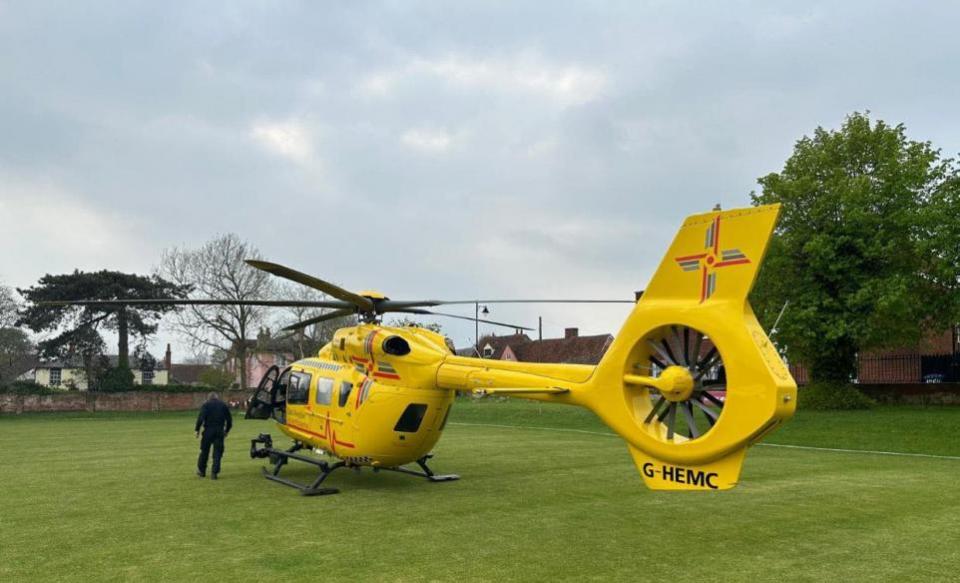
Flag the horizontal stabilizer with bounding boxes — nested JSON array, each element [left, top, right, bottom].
[[473, 387, 570, 396]]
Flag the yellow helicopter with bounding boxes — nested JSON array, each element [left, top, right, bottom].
[[58, 203, 796, 495]]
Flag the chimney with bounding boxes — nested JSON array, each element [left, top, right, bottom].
[[164, 343, 172, 370], [565, 327, 579, 339]]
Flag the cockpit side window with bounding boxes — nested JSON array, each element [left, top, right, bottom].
[[315, 377, 334, 406], [338, 381, 353, 407], [287, 371, 312, 405]]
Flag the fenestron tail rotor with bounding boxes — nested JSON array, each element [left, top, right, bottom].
[[629, 324, 726, 443]]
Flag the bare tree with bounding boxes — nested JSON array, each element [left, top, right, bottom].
[[158, 234, 274, 389], [273, 282, 357, 359], [0, 283, 18, 328]]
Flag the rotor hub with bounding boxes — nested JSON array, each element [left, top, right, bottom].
[[658, 366, 695, 402]]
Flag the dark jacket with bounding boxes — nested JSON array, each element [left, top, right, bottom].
[[195, 398, 233, 435]]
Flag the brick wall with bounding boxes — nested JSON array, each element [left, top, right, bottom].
[[0, 390, 254, 414]]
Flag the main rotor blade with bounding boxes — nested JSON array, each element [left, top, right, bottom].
[[418, 299, 637, 306], [395, 309, 534, 331], [377, 298, 636, 311], [281, 308, 357, 332], [245, 260, 375, 312], [39, 298, 354, 309]]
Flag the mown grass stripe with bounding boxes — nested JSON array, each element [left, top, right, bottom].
[[449, 421, 960, 461]]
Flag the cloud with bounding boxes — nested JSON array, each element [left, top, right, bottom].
[[249, 120, 314, 163], [400, 128, 454, 152], [359, 51, 609, 107], [0, 174, 150, 287]]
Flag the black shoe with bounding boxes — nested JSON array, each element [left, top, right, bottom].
[[196, 470, 205, 478], [211, 473, 218, 480]]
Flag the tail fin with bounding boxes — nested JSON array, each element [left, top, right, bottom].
[[642, 204, 781, 304], [585, 204, 796, 491]]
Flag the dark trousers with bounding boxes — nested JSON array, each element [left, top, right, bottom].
[[197, 431, 225, 475]]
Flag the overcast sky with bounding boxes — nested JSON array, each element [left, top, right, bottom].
[[2, 1, 959, 359]]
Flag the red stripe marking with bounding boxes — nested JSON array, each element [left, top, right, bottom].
[[355, 379, 365, 409], [334, 438, 356, 448], [714, 259, 751, 268], [288, 423, 326, 440], [351, 356, 370, 364], [713, 216, 721, 254], [373, 372, 401, 380], [700, 265, 708, 303], [675, 253, 707, 262]]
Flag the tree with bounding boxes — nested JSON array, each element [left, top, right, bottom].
[[198, 367, 235, 390], [0, 327, 34, 384], [0, 284, 18, 328], [751, 112, 960, 382], [17, 271, 188, 385], [388, 316, 443, 334], [159, 234, 274, 389], [275, 282, 357, 359]]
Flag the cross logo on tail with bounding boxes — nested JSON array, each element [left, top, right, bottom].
[[674, 215, 751, 302]]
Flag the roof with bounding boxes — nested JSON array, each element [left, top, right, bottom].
[[513, 334, 613, 365], [469, 332, 613, 365], [169, 364, 215, 385], [233, 337, 298, 354], [34, 355, 166, 371], [476, 334, 532, 360]]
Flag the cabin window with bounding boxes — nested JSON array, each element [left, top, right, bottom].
[[338, 381, 353, 407], [394, 403, 428, 433], [315, 377, 334, 406], [287, 372, 312, 405], [49, 368, 62, 386]]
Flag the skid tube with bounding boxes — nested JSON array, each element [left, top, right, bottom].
[[249, 434, 459, 496]]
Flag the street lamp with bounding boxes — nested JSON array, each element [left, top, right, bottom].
[[475, 302, 489, 357]]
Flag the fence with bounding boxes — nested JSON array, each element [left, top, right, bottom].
[[789, 353, 960, 385]]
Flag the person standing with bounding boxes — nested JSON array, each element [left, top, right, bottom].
[[195, 392, 233, 479]]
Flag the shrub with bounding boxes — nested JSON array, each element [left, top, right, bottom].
[[0, 381, 60, 395], [97, 367, 136, 392], [150, 384, 214, 393], [197, 368, 235, 390], [798, 382, 876, 410]]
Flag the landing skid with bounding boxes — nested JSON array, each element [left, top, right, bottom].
[[372, 454, 460, 482], [249, 433, 459, 496]]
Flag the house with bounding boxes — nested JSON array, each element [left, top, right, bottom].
[[469, 328, 614, 365], [226, 335, 296, 389], [33, 355, 169, 390], [160, 344, 219, 386]]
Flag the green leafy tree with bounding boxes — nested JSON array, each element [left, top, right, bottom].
[[0, 327, 34, 384], [17, 271, 188, 384], [751, 112, 960, 382], [198, 367, 235, 390]]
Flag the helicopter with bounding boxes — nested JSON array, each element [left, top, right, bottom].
[[52, 203, 796, 494]]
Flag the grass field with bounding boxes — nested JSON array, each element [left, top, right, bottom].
[[1, 400, 959, 582]]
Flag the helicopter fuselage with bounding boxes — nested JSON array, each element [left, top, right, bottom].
[[264, 324, 460, 467]]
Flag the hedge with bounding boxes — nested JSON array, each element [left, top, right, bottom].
[[0, 382, 248, 395], [798, 382, 876, 410]]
